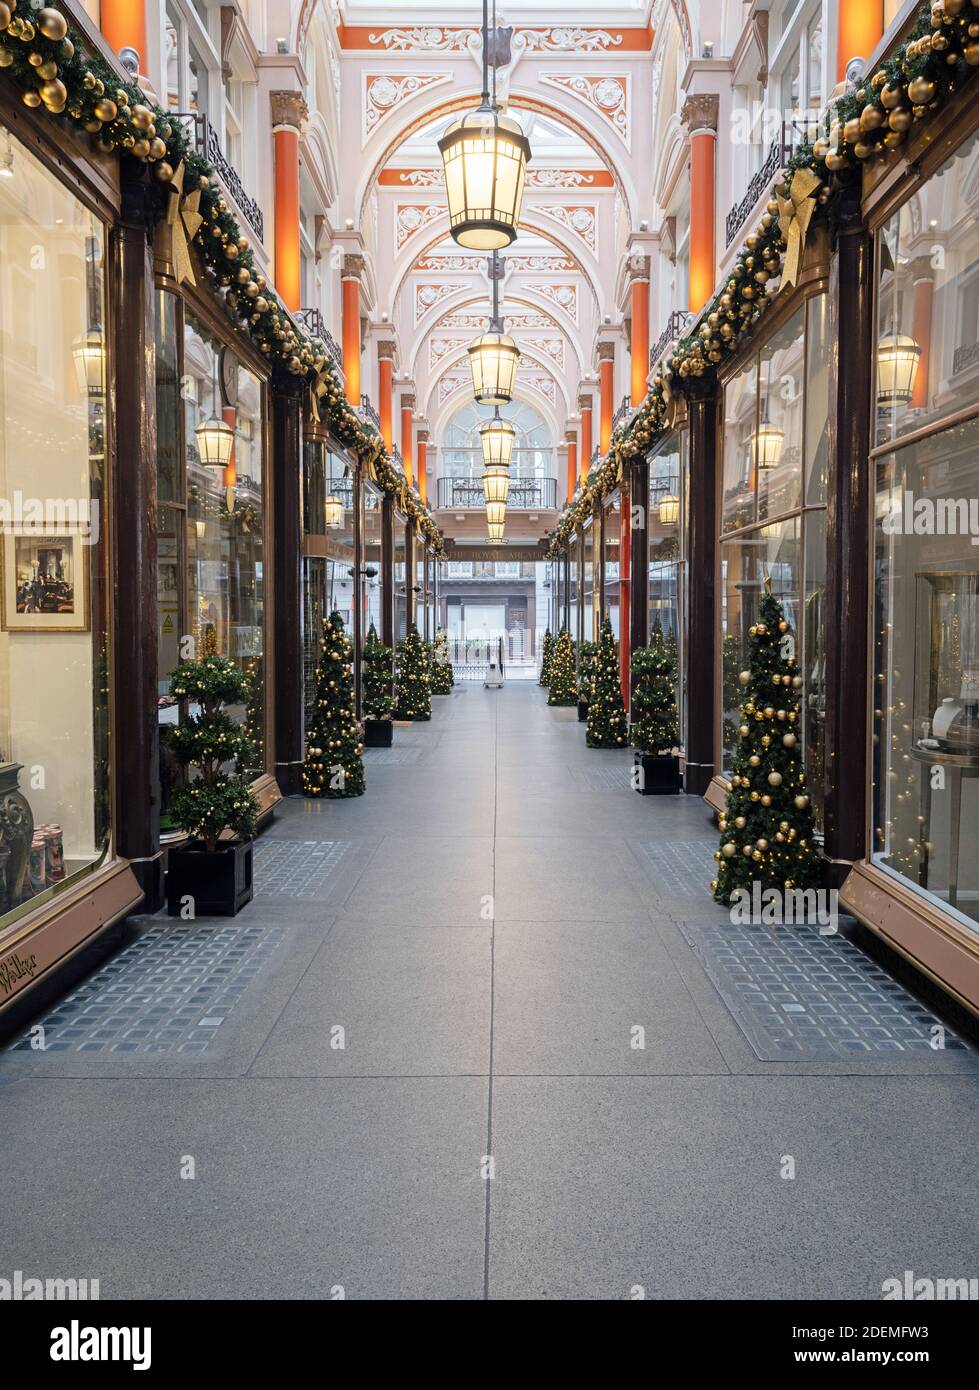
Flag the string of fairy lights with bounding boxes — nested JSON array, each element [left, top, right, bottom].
[[437, 0, 531, 545]]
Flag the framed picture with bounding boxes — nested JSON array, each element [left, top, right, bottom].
[[1, 529, 89, 632]]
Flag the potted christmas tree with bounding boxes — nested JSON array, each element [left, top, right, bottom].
[[546, 628, 577, 707], [304, 611, 365, 797], [711, 583, 819, 904], [631, 624, 681, 793], [429, 629, 454, 695], [538, 628, 554, 687], [362, 621, 395, 747], [577, 640, 598, 723], [395, 622, 432, 720], [166, 655, 259, 917], [586, 617, 629, 748]]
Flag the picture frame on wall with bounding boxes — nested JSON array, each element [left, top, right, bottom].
[[0, 529, 90, 633]]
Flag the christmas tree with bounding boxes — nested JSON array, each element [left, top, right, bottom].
[[430, 629, 454, 695], [538, 629, 554, 687], [546, 628, 577, 706], [631, 623, 679, 753], [362, 622, 395, 719], [712, 585, 818, 903], [578, 640, 599, 706], [395, 622, 432, 720], [586, 617, 628, 748], [168, 655, 259, 850], [303, 611, 365, 798]]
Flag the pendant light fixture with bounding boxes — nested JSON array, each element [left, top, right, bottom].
[[438, 0, 530, 249], [195, 350, 235, 468], [480, 409, 515, 471], [469, 252, 519, 404], [487, 518, 506, 543], [754, 410, 784, 470], [877, 325, 922, 405]]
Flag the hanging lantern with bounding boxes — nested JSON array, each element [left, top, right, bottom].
[[71, 329, 105, 397], [657, 493, 680, 526], [438, 2, 530, 250], [480, 413, 515, 469], [469, 330, 519, 404], [487, 518, 506, 542], [324, 495, 344, 528], [195, 414, 235, 468], [485, 499, 506, 529], [482, 466, 510, 505], [754, 420, 784, 470], [877, 329, 922, 405]]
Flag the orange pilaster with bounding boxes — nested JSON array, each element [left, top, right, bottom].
[[837, 2, 884, 83], [401, 403, 414, 486], [910, 273, 933, 412], [619, 502, 631, 703], [378, 352, 394, 448], [100, 0, 147, 65], [417, 439, 428, 504], [566, 435, 577, 504], [599, 354, 614, 455], [688, 130, 716, 315], [630, 278, 650, 408], [342, 274, 361, 407], [272, 127, 301, 313], [579, 398, 593, 481], [222, 405, 237, 494]]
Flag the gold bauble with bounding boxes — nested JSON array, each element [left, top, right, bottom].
[[22, 90, 42, 107], [0, 47, 13, 66], [843, 117, 862, 145], [888, 108, 913, 132], [131, 103, 153, 130], [794, 795, 809, 810], [131, 137, 150, 159], [853, 142, 875, 160], [0, 1, 10, 28], [908, 76, 937, 104], [40, 78, 67, 109], [812, 138, 829, 160], [155, 162, 174, 183], [768, 771, 783, 787], [965, 41, 979, 65], [94, 98, 118, 122], [734, 816, 746, 829], [748, 754, 761, 767], [722, 843, 736, 858], [752, 850, 763, 863], [824, 152, 847, 172], [37, 6, 68, 39], [149, 137, 167, 160], [738, 670, 750, 685], [880, 83, 902, 109], [761, 795, 772, 807], [756, 839, 769, 852], [29, 51, 44, 66], [859, 105, 885, 133], [37, 59, 58, 79], [62, 39, 74, 59], [750, 791, 760, 802], [883, 131, 905, 150], [782, 733, 797, 748]]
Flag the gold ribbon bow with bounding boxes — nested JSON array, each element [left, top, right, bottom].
[[166, 161, 203, 287], [776, 167, 822, 290], [309, 362, 334, 424]]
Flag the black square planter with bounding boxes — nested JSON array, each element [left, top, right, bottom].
[[364, 718, 394, 747], [577, 700, 589, 723], [166, 838, 254, 917], [634, 751, 681, 795]]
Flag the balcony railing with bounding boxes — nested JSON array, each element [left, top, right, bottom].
[[953, 341, 979, 376], [436, 477, 557, 510], [724, 125, 795, 247], [296, 308, 343, 369], [174, 113, 263, 242], [359, 395, 381, 431], [650, 309, 693, 369], [611, 394, 634, 435]]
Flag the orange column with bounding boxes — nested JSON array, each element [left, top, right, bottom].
[[578, 395, 593, 482], [342, 257, 362, 407], [222, 405, 237, 502], [630, 273, 650, 408], [837, 2, 884, 83], [401, 395, 415, 487], [378, 343, 395, 449], [598, 345, 615, 455], [417, 431, 428, 505], [100, 0, 147, 66], [683, 94, 719, 315], [566, 431, 577, 504], [910, 268, 934, 412], [270, 93, 306, 314]]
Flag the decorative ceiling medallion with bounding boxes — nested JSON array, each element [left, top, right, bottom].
[[367, 27, 477, 52], [415, 280, 467, 322], [539, 74, 631, 148], [363, 72, 451, 141], [534, 282, 579, 323], [515, 28, 623, 51], [529, 203, 598, 253], [396, 202, 447, 252]]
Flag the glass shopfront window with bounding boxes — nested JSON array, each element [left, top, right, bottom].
[[426, 547, 438, 639], [582, 520, 596, 642], [568, 543, 578, 642], [718, 297, 829, 829], [0, 126, 109, 921], [362, 482, 383, 639], [393, 513, 408, 642], [302, 439, 354, 726], [604, 495, 620, 638], [648, 433, 686, 739], [416, 543, 426, 639]]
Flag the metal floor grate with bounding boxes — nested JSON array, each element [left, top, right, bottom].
[[362, 746, 423, 765], [6, 923, 282, 1055], [676, 919, 973, 1060], [568, 763, 636, 792], [253, 839, 355, 899], [634, 839, 725, 894]]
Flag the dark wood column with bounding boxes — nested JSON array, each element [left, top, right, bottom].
[[111, 176, 163, 910], [271, 375, 304, 795], [629, 455, 650, 682], [823, 185, 875, 884], [381, 495, 394, 648], [684, 376, 719, 797], [352, 468, 363, 715], [405, 522, 415, 630]]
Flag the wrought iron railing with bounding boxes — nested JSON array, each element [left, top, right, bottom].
[[650, 309, 693, 369], [724, 125, 795, 246], [359, 395, 381, 431], [436, 477, 558, 510], [611, 394, 634, 435], [296, 308, 343, 368], [174, 112, 264, 242], [953, 341, 979, 376]]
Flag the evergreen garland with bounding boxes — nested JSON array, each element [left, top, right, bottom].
[[362, 622, 394, 720], [395, 623, 432, 721], [546, 628, 577, 707], [538, 628, 554, 687], [631, 626, 680, 753], [712, 588, 818, 903], [586, 618, 628, 748], [303, 611, 365, 798], [167, 655, 258, 851]]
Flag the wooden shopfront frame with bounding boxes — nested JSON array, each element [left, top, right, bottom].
[[839, 71, 979, 1016], [0, 75, 144, 1020], [302, 415, 360, 713]]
